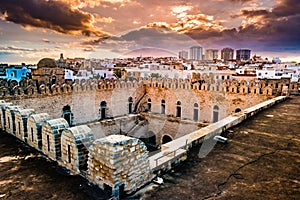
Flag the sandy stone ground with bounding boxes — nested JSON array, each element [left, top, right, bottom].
[[0, 134, 110, 199], [140, 96, 300, 200], [0, 96, 299, 200]]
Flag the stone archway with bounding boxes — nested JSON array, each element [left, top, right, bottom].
[[140, 131, 156, 147], [162, 135, 173, 144], [235, 108, 242, 113], [193, 103, 199, 121]]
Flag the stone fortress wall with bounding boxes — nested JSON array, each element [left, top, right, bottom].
[[1, 75, 297, 125], [0, 76, 298, 198], [0, 100, 152, 197]]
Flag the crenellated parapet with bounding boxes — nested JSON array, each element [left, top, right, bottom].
[[0, 77, 298, 100], [144, 77, 299, 96], [0, 78, 142, 99]]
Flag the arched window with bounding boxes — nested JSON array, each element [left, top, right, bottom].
[[62, 105, 73, 126], [161, 99, 165, 114], [147, 98, 151, 112], [213, 105, 219, 123], [193, 103, 199, 121], [176, 101, 181, 118], [100, 101, 107, 119], [128, 97, 133, 114]]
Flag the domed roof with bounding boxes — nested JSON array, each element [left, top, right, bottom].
[[37, 58, 58, 68]]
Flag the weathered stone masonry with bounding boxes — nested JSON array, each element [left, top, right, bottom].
[[88, 135, 152, 196], [42, 118, 70, 161], [1, 77, 293, 126], [0, 77, 296, 198], [60, 125, 95, 175], [15, 109, 35, 142], [27, 113, 51, 150]]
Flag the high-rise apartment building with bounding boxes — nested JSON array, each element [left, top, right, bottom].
[[205, 49, 218, 60], [178, 50, 188, 59], [236, 49, 251, 60], [221, 48, 234, 61], [190, 46, 203, 61]]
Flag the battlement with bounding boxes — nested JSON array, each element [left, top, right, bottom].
[[0, 77, 298, 99], [143, 77, 299, 95], [0, 78, 142, 99]]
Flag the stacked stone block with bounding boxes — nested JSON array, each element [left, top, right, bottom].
[[42, 118, 69, 161], [61, 125, 95, 175], [5, 105, 22, 135], [15, 109, 36, 142], [0, 101, 12, 131], [27, 113, 51, 150], [88, 135, 151, 196]]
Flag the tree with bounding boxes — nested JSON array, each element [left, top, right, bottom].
[[150, 73, 160, 78], [113, 68, 126, 78]]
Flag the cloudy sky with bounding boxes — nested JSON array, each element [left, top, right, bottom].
[[0, 0, 300, 64]]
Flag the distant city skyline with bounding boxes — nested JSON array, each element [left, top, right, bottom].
[[0, 0, 300, 64]]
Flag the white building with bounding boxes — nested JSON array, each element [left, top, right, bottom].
[[190, 46, 203, 61], [256, 67, 300, 82], [93, 68, 115, 79], [65, 69, 75, 81], [272, 57, 281, 64], [179, 51, 188, 59], [205, 49, 218, 60]]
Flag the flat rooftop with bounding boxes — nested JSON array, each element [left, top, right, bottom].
[[140, 95, 300, 199], [0, 96, 299, 199]]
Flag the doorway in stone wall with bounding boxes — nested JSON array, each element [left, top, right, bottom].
[[128, 97, 133, 114], [213, 105, 219, 123], [161, 99, 165, 114], [162, 135, 173, 144], [62, 105, 73, 126], [119, 184, 125, 198], [51, 76, 56, 85], [176, 101, 181, 118], [100, 101, 107, 119]]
